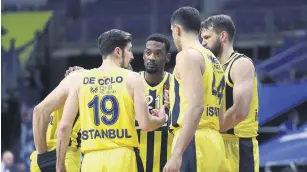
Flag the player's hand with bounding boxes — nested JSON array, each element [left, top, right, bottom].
[[151, 106, 166, 122], [163, 153, 182, 172], [65, 66, 84, 77], [164, 89, 170, 108]]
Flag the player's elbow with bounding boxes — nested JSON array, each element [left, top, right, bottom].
[[33, 105, 41, 119], [192, 104, 205, 116], [188, 104, 204, 122], [138, 122, 151, 132], [236, 108, 249, 121], [58, 123, 71, 136]]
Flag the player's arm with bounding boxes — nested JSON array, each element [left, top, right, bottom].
[[129, 72, 166, 131], [56, 74, 82, 171], [171, 50, 205, 157], [33, 75, 72, 153], [220, 58, 255, 132]]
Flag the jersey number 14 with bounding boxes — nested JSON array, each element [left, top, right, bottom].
[[212, 74, 225, 105]]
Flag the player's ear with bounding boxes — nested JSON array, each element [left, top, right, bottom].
[[166, 53, 171, 63], [114, 47, 122, 57], [175, 24, 181, 36], [220, 31, 227, 43]]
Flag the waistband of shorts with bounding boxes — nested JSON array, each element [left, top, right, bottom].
[[83, 146, 136, 154], [173, 127, 219, 135]]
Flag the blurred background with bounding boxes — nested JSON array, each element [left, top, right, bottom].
[[1, 0, 307, 171]]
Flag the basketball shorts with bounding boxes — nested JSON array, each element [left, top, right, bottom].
[[172, 128, 227, 172], [81, 147, 144, 172], [30, 147, 81, 172], [222, 134, 259, 172]]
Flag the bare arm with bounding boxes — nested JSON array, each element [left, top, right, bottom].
[[220, 58, 255, 132], [56, 74, 82, 171], [130, 72, 166, 131], [33, 77, 71, 153], [172, 50, 205, 156]]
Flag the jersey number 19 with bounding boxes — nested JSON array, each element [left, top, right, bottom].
[[88, 95, 119, 126]]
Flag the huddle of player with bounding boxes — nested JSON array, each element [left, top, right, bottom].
[[31, 6, 259, 172]]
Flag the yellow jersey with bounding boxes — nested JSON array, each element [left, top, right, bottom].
[[223, 52, 259, 137], [170, 44, 225, 132], [136, 71, 174, 172], [78, 68, 139, 153], [46, 105, 81, 152]]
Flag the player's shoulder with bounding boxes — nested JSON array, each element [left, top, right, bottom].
[[68, 69, 87, 77], [232, 54, 255, 71], [127, 70, 143, 82], [176, 49, 203, 65], [62, 69, 86, 85]]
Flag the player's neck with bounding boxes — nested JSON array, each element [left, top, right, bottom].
[[144, 71, 165, 86], [180, 34, 200, 50], [220, 44, 234, 65], [99, 58, 121, 72]]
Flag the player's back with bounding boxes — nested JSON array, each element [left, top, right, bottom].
[[78, 68, 139, 153], [170, 44, 227, 172], [171, 44, 225, 132], [46, 108, 81, 151]]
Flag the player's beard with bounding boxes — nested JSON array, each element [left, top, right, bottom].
[[209, 40, 222, 58], [145, 62, 158, 74]]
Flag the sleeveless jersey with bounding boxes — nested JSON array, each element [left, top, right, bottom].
[[223, 52, 259, 137], [46, 107, 81, 151], [136, 71, 174, 172], [78, 68, 139, 153], [170, 44, 225, 132]]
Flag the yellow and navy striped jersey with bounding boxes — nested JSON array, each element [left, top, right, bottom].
[[223, 52, 259, 137], [170, 44, 225, 133], [78, 68, 139, 153], [46, 107, 81, 151], [136, 71, 174, 172]]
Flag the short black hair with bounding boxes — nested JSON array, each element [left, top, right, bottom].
[[97, 29, 132, 58], [201, 14, 236, 42], [171, 6, 201, 34], [146, 33, 171, 53]]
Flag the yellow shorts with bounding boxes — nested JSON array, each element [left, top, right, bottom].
[[172, 128, 227, 172], [81, 147, 144, 172], [30, 147, 81, 172], [222, 134, 259, 172]]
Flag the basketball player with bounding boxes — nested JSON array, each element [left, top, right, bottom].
[[137, 33, 174, 172], [55, 29, 166, 172], [164, 7, 226, 172], [31, 70, 84, 172], [201, 14, 259, 172]]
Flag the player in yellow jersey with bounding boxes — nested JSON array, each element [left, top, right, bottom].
[[136, 33, 174, 172], [31, 69, 84, 172], [201, 14, 259, 172], [55, 29, 167, 172], [164, 7, 226, 172]]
